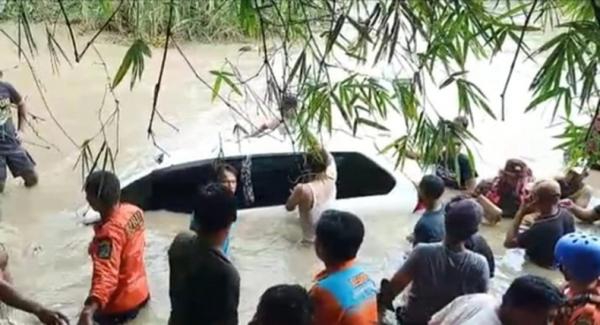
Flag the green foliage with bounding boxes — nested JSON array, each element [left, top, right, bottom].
[[3, 0, 600, 173], [0, 0, 317, 42], [112, 38, 152, 90]]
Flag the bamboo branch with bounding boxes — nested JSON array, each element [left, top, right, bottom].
[[58, 0, 125, 62], [147, 0, 175, 138], [500, 0, 538, 121]]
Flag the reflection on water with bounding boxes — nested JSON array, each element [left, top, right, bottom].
[[0, 22, 598, 325]]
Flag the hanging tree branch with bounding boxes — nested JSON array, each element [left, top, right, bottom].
[[58, 0, 125, 62], [500, 0, 538, 121], [147, 0, 175, 138]]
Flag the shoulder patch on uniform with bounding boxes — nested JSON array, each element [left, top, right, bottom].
[[97, 239, 112, 259]]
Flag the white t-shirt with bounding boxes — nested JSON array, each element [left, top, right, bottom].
[[429, 293, 502, 325]]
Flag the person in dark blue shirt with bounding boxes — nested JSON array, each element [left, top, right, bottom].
[[411, 175, 446, 246]]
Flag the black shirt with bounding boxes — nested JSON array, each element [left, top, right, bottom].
[[465, 234, 495, 278], [168, 232, 240, 325], [436, 153, 477, 189], [517, 208, 576, 268]]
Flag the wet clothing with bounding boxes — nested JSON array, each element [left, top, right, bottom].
[[555, 283, 600, 325], [429, 293, 501, 325], [0, 82, 20, 126], [0, 82, 34, 182], [436, 154, 476, 189], [93, 298, 148, 325], [0, 120, 35, 182], [168, 232, 240, 325], [413, 207, 445, 246], [88, 204, 149, 316], [399, 243, 489, 325], [517, 208, 575, 268], [465, 234, 495, 278], [479, 159, 533, 218], [310, 260, 378, 325]]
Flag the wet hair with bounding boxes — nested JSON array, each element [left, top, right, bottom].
[[85, 170, 121, 207], [502, 275, 564, 312], [192, 183, 237, 234], [305, 148, 330, 174], [316, 210, 364, 262], [251, 284, 313, 325], [216, 163, 238, 181], [419, 175, 445, 200]]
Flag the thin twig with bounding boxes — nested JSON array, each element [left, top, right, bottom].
[[172, 39, 255, 127], [500, 0, 538, 121], [148, 0, 175, 138], [58, 0, 125, 62]]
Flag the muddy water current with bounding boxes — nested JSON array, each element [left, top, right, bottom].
[[0, 23, 598, 324]]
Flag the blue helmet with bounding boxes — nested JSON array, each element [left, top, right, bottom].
[[555, 232, 600, 283]]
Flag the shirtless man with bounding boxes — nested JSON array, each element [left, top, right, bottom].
[[285, 148, 337, 242]]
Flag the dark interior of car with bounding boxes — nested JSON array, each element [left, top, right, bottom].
[[120, 152, 397, 214]]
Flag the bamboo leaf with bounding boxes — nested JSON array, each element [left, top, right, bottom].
[[356, 117, 390, 132], [525, 87, 564, 112], [112, 39, 152, 90]]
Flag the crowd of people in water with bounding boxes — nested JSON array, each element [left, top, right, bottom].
[[2, 78, 600, 325]]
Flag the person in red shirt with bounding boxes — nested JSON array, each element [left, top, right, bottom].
[[309, 210, 378, 325], [77, 171, 149, 325]]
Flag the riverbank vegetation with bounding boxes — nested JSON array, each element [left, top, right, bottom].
[[1, 0, 600, 177], [1, 0, 263, 42]]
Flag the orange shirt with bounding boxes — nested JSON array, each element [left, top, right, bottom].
[[309, 260, 378, 325], [88, 203, 149, 314], [555, 283, 600, 325]]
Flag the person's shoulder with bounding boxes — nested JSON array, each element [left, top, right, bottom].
[[558, 207, 576, 220], [169, 232, 196, 253], [465, 249, 489, 268], [413, 242, 443, 255]]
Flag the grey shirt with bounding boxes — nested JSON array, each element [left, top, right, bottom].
[[402, 243, 490, 324]]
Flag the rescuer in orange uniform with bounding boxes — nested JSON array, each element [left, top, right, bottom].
[[77, 171, 150, 325]]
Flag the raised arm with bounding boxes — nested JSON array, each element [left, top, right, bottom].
[[568, 204, 600, 223]]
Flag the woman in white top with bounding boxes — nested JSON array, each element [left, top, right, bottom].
[[285, 148, 337, 242]]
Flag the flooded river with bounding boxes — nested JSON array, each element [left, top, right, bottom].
[[0, 23, 598, 324]]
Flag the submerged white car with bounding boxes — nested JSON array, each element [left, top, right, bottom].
[[120, 150, 418, 219]]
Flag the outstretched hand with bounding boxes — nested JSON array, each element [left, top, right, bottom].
[[36, 308, 69, 325]]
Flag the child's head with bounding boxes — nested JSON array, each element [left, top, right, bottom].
[[418, 175, 445, 206], [315, 210, 364, 264], [249, 284, 313, 325], [555, 233, 600, 286]]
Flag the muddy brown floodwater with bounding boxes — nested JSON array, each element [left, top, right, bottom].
[[0, 23, 599, 324]]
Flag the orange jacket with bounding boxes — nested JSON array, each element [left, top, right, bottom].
[[555, 283, 600, 325], [309, 261, 378, 325], [88, 203, 149, 314]]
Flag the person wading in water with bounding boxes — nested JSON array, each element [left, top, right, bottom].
[[0, 78, 37, 193]]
